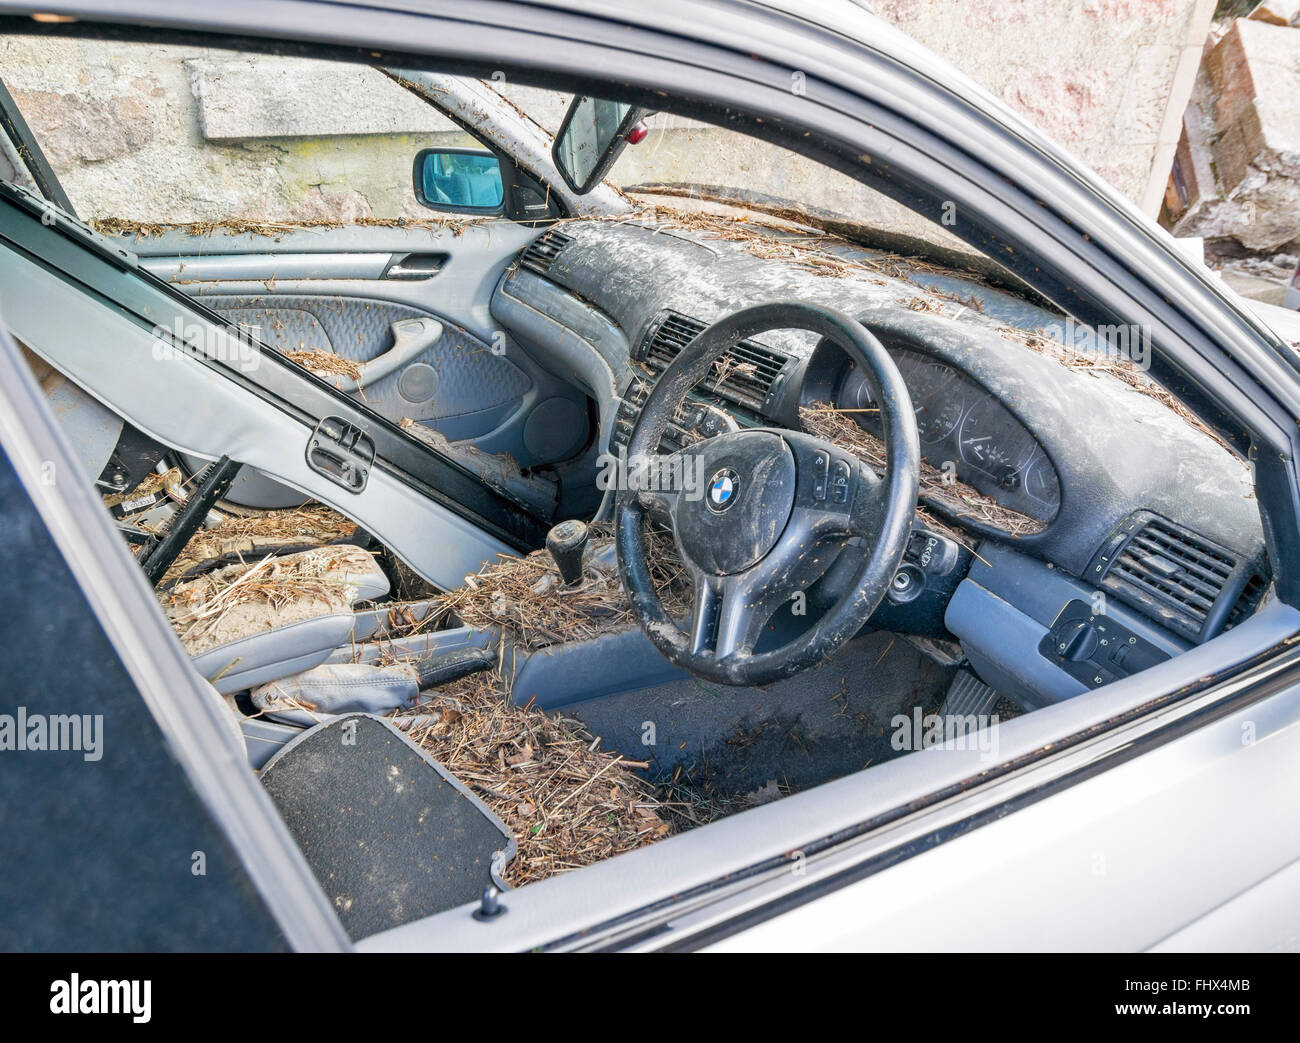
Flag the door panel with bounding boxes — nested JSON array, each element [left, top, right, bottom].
[[194, 292, 531, 429], [134, 223, 594, 512], [1, 242, 518, 586]]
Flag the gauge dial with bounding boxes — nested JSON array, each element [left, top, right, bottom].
[[899, 355, 964, 444], [958, 398, 1030, 487], [915, 393, 964, 444], [1022, 451, 1060, 505], [848, 370, 874, 411], [834, 364, 883, 436], [905, 355, 961, 399]]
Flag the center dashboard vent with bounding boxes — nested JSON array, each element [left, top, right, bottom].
[[519, 228, 573, 277], [1093, 511, 1265, 641], [641, 310, 789, 412]]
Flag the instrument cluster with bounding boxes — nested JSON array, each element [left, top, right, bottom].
[[836, 346, 1061, 524]]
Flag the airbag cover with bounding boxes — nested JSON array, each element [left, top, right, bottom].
[[676, 430, 796, 575]]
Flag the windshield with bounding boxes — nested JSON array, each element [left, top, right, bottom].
[[485, 80, 973, 262], [0, 33, 969, 266]]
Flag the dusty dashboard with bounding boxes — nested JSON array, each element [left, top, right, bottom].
[[494, 221, 1269, 671]]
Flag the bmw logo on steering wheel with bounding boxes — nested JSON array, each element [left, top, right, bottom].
[[706, 467, 741, 514]]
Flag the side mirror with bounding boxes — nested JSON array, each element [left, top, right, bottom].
[[413, 147, 504, 214], [552, 96, 649, 195]]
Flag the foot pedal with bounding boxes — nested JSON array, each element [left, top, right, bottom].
[[939, 669, 1001, 718], [260, 714, 515, 939]]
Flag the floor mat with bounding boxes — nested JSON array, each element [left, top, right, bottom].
[[260, 713, 515, 939], [563, 631, 955, 824]]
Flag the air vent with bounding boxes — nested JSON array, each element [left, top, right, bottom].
[[642, 310, 789, 411], [519, 228, 573, 277], [1227, 572, 1268, 628], [1098, 513, 1250, 640]]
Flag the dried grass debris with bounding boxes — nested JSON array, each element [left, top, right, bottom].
[[574, 200, 906, 286], [92, 214, 494, 241], [392, 669, 672, 884], [162, 544, 379, 654], [283, 348, 363, 383], [437, 524, 691, 650], [162, 504, 357, 585]]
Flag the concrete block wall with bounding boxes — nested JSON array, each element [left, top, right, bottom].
[[873, 0, 1216, 213]]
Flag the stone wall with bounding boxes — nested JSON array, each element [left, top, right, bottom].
[[1165, 18, 1300, 253], [873, 0, 1216, 213], [0, 2, 1211, 228]]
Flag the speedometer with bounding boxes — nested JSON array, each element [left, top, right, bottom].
[[958, 398, 1030, 487]]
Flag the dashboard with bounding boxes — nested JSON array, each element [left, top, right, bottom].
[[832, 346, 1061, 525], [492, 219, 1269, 665]]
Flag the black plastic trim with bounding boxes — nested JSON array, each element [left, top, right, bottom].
[[0, 77, 76, 214]]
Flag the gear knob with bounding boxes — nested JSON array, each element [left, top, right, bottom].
[[546, 520, 589, 587]]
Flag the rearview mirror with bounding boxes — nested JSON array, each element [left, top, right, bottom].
[[413, 147, 504, 213], [552, 96, 649, 194]]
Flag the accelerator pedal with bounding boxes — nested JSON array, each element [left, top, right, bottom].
[[939, 669, 1001, 718]]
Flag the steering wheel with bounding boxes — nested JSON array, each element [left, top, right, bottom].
[[616, 301, 920, 686]]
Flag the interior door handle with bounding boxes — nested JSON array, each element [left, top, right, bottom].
[[325, 316, 444, 393], [382, 253, 447, 280]]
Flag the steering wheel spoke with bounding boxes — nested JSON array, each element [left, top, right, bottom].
[[780, 432, 874, 540], [687, 567, 782, 661], [627, 446, 699, 519], [848, 463, 891, 542]]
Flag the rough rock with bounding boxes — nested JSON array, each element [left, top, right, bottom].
[[1168, 19, 1300, 252], [1247, 0, 1300, 27], [11, 88, 156, 164]]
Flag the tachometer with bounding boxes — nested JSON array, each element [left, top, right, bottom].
[[906, 355, 961, 399], [915, 392, 964, 444]]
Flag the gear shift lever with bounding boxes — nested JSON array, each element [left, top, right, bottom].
[[546, 519, 590, 587]]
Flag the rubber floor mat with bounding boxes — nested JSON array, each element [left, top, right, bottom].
[[260, 713, 515, 939]]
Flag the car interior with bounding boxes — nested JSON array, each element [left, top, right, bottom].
[[0, 34, 1275, 939]]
